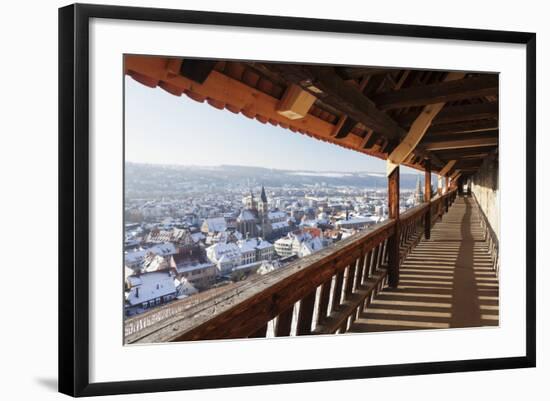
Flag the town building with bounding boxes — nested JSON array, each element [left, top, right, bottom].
[[335, 215, 380, 230], [170, 250, 217, 291], [124, 242, 177, 271], [237, 237, 276, 263], [201, 217, 227, 234], [274, 230, 329, 258], [124, 270, 178, 316], [206, 242, 242, 274]]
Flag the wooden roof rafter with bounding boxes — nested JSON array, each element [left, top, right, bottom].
[[255, 63, 451, 170], [372, 74, 499, 110]]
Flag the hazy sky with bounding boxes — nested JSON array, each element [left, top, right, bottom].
[[125, 76, 416, 174]]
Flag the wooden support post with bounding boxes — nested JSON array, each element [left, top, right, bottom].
[[437, 175, 443, 196], [424, 160, 432, 240], [445, 176, 450, 194], [387, 165, 400, 288]]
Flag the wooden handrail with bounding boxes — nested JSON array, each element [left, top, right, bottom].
[[126, 189, 458, 344]]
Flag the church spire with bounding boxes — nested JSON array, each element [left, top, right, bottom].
[[415, 175, 424, 204], [260, 185, 268, 203]]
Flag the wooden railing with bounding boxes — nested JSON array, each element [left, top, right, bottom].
[[472, 193, 499, 274], [126, 189, 457, 344], [399, 203, 429, 262], [431, 190, 457, 226]]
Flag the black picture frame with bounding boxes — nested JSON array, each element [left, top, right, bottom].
[[59, 3, 536, 397]]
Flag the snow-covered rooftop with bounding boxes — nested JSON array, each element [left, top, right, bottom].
[[206, 242, 241, 261], [176, 261, 215, 274], [202, 217, 227, 232], [238, 209, 257, 221], [268, 211, 287, 220], [271, 221, 290, 230], [125, 271, 176, 306]]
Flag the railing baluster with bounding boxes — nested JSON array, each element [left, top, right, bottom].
[[316, 279, 332, 325], [383, 238, 389, 265], [296, 289, 317, 335], [344, 260, 356, 301], [362, 250, 372, 282], [331, 270, 345, 311], [376, 242, 384, 270], [275, 306, 294, 337], [369, 246, 378, 277], [339, 318, 349, 333], [355, 252, 365, 289]]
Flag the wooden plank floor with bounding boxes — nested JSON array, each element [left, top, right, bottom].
[[349, 196, 499, 333]]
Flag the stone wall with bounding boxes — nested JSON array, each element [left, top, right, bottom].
[[470, 156, 499, 240]]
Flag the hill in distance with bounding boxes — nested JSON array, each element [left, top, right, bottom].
[[125, 162, 423, 196]]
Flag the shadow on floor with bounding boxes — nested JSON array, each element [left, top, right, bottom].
[[350, 196, 499, 333]]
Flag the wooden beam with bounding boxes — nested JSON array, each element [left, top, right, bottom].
[[373, 75, 499, 110], [277, 83, 316, 120], [454, 159, 484, 169], [180, 59, 217, 84], [456, 167, 481, 172], [386, 102, 443, 175], [397, 102, 498, 127], [334, 117, 358, 138], [360, 129, 375, 148], [455, 154, 489, 160], [439, 160, 457, 176], [332, 77, 369, 138], [166, 58, 183, 78], [426, 119, 498, 136], [423, 136, 498, 151], [387, 166, 400, 288], [413, 148, 446, 171], [335, 67, 393, 80], [433, 147, 493, 160], [386, 72, 465, 174], [434, 102, 498, 125]]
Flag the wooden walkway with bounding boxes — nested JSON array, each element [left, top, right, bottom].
[[350, 196, 499, 333]]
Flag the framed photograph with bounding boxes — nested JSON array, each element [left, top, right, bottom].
[[59, 3, 536, 397]]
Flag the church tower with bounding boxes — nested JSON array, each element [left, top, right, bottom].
[[415, 175, 424, 204], [258, 185, 268, 215], [258, 185, 271, 239], [245, 189, 257, 211]]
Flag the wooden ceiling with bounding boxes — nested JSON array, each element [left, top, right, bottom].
[[125, 56, 499, 178]]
